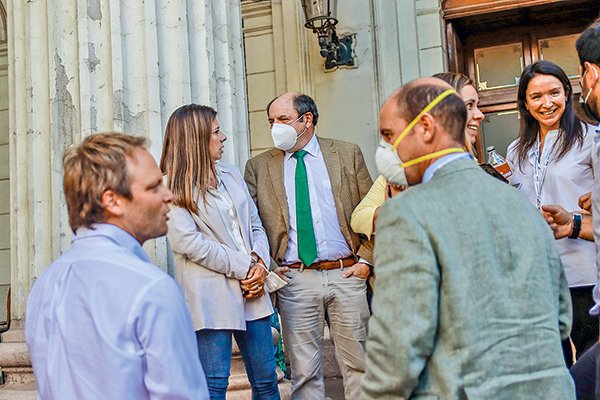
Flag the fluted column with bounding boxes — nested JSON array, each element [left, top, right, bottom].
[[7, 0, 249, 323]]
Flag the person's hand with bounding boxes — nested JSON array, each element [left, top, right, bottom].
[[541, 204, 573, 240], [273, 266, 291, 283], [241, 264, 268, 299], [342, 262, 371, 279], [579, 192, 592, 213], [385, 183, 406, 201]]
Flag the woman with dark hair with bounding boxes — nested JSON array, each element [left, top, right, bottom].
[[160, 104, 280, 399], [507, 60, 596, 367]]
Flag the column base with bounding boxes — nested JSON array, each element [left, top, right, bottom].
[[0, 321, 36, 400]]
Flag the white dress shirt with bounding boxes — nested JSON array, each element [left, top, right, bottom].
[[507, 126, 597, 287], [26, 224, 208, 400], [283, 134, 352, 264]]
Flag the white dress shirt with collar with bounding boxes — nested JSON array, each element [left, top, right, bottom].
[[283, 133, 353, 265], [26, 223, 208, 400], [507, 126, 597, 287]]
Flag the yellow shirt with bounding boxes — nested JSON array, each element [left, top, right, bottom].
[[350, 175, 386, 239]]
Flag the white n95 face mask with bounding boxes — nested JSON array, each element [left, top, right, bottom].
[[375, 140, 408, 186], [270, 114, 307, 151]]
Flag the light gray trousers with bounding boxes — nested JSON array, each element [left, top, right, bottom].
[[278, 267, 370, 400]]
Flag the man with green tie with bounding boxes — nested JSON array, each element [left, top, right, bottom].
[[245, 92, 373, 400]]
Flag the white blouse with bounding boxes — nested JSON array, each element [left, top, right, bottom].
[[507, 125, 597, 287], [208, 168, 248, 254]]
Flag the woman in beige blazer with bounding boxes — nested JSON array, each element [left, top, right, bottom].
[[160, 104, 280, 400]]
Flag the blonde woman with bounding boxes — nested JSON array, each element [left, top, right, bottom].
[[160, 104, 280, 399], [351, 72, 484, 239]]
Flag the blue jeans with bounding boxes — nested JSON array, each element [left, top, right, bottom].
[[196, 317, 280, 400]]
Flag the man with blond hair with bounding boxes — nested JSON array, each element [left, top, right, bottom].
[[25, 133, 208, 399]]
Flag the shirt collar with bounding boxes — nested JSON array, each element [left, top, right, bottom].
[[73, 223, 151, 263], [285, 132, 319, 160], [422, 152, 472, 184], [215, 160, 226, 176]]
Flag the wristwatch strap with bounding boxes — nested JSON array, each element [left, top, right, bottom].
[[569, 213, 582, 239]]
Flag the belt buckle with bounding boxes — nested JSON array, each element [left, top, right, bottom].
[[299, 263, 305, 272]]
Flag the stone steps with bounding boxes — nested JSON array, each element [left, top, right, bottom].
[[0, 326, 293, 399]]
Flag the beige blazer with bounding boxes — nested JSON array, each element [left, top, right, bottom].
[[244, 136, 373, 265], [166, 162, 273, 331]]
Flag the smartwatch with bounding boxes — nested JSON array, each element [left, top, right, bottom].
[[569, 213, 582, 239]]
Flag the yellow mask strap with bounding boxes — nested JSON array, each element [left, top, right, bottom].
[[392, 89, 457, 150], [401, 147, 465, 168]]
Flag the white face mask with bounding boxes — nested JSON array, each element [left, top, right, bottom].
[[375, 88, 464, 186], [270, 114, 307, 151], [375, 139, 408, 186], [580, 66, 599, 105]]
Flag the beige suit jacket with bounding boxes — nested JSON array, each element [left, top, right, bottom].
[[244, 136, 373, 266], [166, 162, 273, 331]]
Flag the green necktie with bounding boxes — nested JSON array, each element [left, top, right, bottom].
[[293, 150, 318, 266]]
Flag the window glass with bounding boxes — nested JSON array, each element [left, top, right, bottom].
[[481, 110, 520, 159], [475, 43, 524, 91], [539, 34, 580, 79]]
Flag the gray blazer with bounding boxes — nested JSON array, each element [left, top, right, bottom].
[[166, 162, 273, 331], [362, 158, 575, 399]]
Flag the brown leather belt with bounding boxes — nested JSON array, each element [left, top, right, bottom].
[[287, 257, 355, 271]]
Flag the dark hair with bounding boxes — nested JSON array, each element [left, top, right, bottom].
[[514, 60, 583, 169], [393, 81, 467, 144], [266, 93, 320, 125], [576, 21, 600, 66], [63, 132, 146, 232], [293, 94, 319, 125]]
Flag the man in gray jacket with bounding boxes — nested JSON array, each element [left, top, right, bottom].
[[362, 78, 575, 399]]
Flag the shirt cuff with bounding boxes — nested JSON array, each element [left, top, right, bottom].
[[358, 257, 372, 267]]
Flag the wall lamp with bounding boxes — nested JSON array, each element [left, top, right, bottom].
[[300, 0, 355, 70]]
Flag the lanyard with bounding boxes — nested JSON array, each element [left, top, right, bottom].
[[532, 135, 556, 209]]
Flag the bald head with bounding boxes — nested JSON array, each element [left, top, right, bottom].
[[386, 77, 467, 144], [267, 92, 319, 126]]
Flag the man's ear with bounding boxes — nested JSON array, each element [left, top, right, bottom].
[[303, 112, 314, 128], [584, 61, 599, 82], [101, 190, 125, 218], [419, 113, 436, 143]]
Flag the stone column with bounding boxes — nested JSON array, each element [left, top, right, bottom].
[[2, 0, 255, 394]]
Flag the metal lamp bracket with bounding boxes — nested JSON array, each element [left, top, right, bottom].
[[322, 32, 356, 71]]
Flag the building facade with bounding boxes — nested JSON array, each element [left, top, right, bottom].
[[0, 0, 597, 394]]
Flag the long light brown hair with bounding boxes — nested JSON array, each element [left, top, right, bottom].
[[432, 72, 476, 154], [160, 104, 217, 214]]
